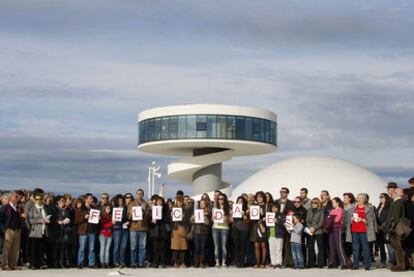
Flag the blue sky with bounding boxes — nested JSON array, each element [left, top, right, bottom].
[[1, 0, 413, 198]]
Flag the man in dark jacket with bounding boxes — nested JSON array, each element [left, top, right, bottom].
[[275, 187, 294, 215], [386, 188, 406, 271], [0, 190, 25, 270], [275, 187, 294, 267]]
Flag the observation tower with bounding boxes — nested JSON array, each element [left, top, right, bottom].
[[137, 104, 277, 197]]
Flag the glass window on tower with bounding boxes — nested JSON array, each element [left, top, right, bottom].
[[259, 119, 265, 141], [236, 116, 245, 140], [169, 116, 178, 139], [148, 119, 155, 141], [207, 115, 217, 138], [265, 120, 270, 143], [245, 117, 252, 140], [161, 117, 169, 139], [252, 118, 260, 141], [216, 115, 226, 138], [226, 116, 236, 139], [186, 115, 196, 138], [153, 118, 161, 140], [196, 115, 207, 138], [178, 115, 187, 139]]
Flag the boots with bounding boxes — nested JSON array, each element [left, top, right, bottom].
[[194, 256, 200, 268], [200, 256, 205, 268]]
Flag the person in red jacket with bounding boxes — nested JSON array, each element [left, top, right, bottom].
[[99, 204, 113, 268]]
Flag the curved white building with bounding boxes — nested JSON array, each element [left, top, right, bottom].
[[138, 104, 277, 196], [232, 156, 386, 205]]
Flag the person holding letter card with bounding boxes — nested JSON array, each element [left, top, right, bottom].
[[149, 197, 171, 268], [267, 202, 286, 268], [231, 196, 250, 268], [190, 199, 212, 268], [212, 193, 230, 267], [250, 191, 268, 268], [171, 196, 190, 268]]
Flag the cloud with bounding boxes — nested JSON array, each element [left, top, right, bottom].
[[0, 1, 413, 196]]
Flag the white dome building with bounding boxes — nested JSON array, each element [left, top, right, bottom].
[[232, 156, 387, 205]]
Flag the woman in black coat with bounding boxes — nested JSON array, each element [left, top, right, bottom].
[[149, 197, 172, 268], [231, 196, 250, 268], [404, 191, 414, 269], [376, 193, 391, 267], [55, 195, 73, 268], [190, 198, 212, 268]]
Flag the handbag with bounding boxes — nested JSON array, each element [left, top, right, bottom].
[[395, 217, 412, 238], [323, 214, 335, 232]]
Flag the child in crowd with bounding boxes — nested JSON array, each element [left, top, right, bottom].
[[287, 214, 304, 269]]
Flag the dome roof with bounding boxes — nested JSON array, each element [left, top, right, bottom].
[[232, 156, 386, 205]]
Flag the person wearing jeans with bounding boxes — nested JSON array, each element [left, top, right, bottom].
[[127, 189, 150, 268], [212, 193, 230, 267], [291, 242, 304, 268], [346, 193, 376, 270], [113, 228, 128, 267], [74, 194, 98, 268], [130, 230, 147, 267], [112, 195, 129, 268], [289, 215, 304, 269], [99, 205, 113, 268], [212, 228, 229, 266], [77, 233, 96, 267]]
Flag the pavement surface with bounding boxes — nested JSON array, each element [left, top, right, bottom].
[[1, 267, 412, 277]]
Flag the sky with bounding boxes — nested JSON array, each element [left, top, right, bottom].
[[0, 0, 413, 198]]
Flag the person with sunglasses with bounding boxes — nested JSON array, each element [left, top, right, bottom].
[[28, 192, 50, 269], [96, 193, 110, 212], [212, 193, 230, 268], [305, 197, 325, 268], [275, 187, 294, 267], [292, 197, 307, 266], [376, 193, 392, 268]]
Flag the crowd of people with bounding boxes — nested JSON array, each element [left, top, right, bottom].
[[0, 178, 413, 272]]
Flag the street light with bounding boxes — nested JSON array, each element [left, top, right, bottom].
[[148, 161, 161, 197]]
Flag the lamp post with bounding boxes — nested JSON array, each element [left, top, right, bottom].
[[148, 161, 161, 197]]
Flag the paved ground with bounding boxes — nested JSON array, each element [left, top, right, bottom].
[[0, 267, 412, 277]]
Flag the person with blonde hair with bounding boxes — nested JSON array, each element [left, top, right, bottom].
[[305, 197, 325, 268]]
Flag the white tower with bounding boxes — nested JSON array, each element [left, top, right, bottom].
[[137, 104, 277, 197]]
